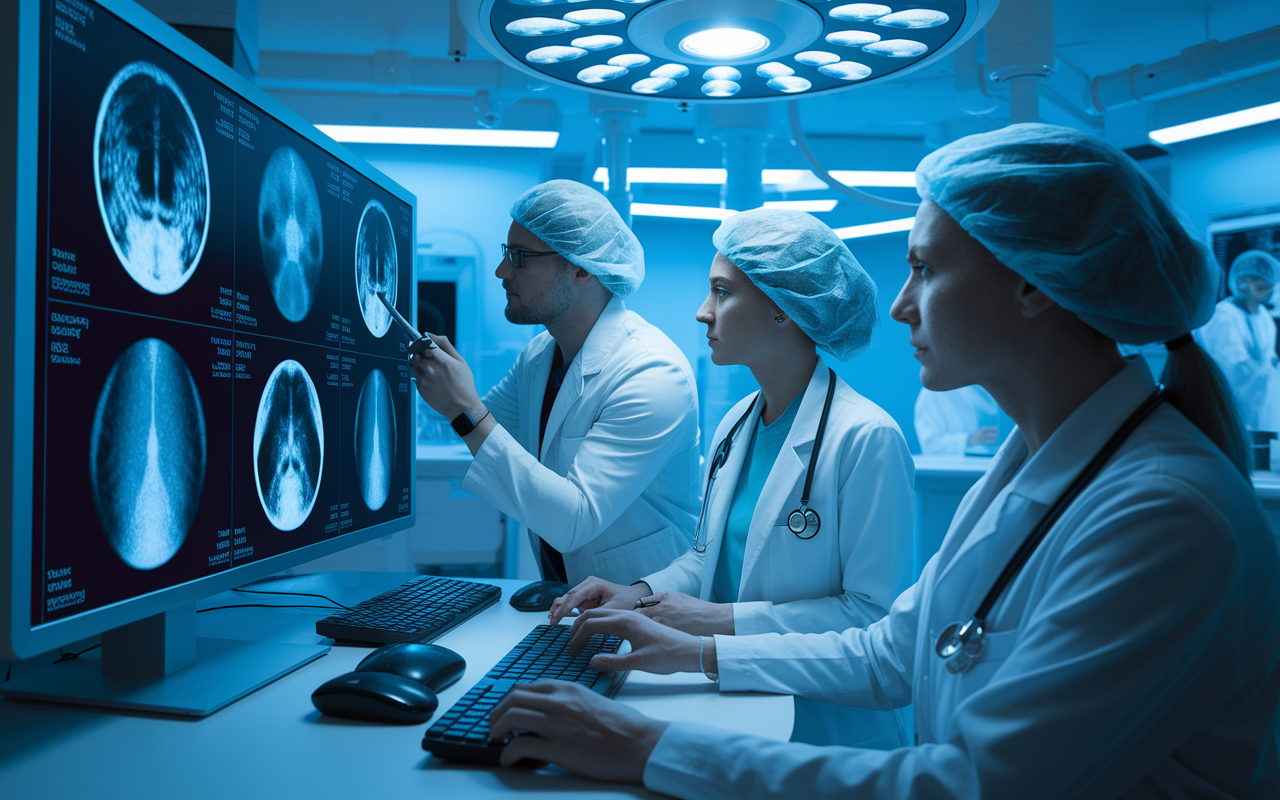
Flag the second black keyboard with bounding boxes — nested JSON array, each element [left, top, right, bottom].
[[421, 623, 627, 764], [315, 575, 501, 645]]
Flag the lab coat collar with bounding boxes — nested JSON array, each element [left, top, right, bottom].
[[737, 362, 833, 593], [574, 294, 628, 377], [922, 359, 1157, 630], [784, 360, 831, 450], [1008, 357, 1157, 507], [538, 295, 628, 459]]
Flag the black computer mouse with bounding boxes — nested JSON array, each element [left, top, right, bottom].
[[311, 643, 466, 723], [508, 580, 571, 612], [311, 671, 439, 724], [354, 643, 466, 692]]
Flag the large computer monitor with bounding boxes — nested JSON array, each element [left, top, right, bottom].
[[0, 0, 417, 715]]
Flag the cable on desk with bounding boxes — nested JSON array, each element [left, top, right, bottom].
[[233, 586, 353, 610], [54, 642, 103, 663], [198, 603, 342, 614]]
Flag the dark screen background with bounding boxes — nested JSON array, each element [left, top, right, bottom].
[[31, 0, 414, 626]]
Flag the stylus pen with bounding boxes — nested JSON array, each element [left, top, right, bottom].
[[376, 292, 437, 353]]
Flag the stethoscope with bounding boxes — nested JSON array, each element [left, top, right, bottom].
[[692, 368, 837, 552], [934, 386, 1168, 675]]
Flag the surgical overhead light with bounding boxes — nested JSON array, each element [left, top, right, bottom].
[[679, 28, 771, 59], [458, 0, 998, 103]]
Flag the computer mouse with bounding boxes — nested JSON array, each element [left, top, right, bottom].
[[508, 580, 571, 612], [311, 671, 439, 724], [354, 643, 466, 693]]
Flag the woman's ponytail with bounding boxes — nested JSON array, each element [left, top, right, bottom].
[[1160, 338, 1251, 478]]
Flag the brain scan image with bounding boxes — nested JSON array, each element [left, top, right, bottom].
[[258, 147, 323, 322], [253, 360, 324, 531], [354, 369, 396, 511], [94, 61, 209, 295], [90, 338, 207, 570], [354, 199, 398, 337]]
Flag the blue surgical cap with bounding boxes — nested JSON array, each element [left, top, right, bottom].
[[712, 208, 877, 361], [510, 180, 644, 298], [1228, 250, 1280, 295], [916, 123, 1217, 344]]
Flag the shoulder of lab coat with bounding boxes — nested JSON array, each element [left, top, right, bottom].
[[1195, 298, 1277, 430], [732, 373, 915, 635], [644, 390, 1280, 799], [643, 390, 762, 597], [461, 297, 700, 578]]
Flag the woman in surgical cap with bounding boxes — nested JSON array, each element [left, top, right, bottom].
[[551, 208, 915, 750], [1195, 249, 1280, 433], [489, 124, 1280, 799]]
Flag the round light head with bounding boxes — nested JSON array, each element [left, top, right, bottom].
[[678, 28, 770, 60], [460, 0, 994, 103]]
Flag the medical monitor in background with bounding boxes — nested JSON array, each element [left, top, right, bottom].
[[0, 0, 416, 715], [1208, 209, 1280, 302]]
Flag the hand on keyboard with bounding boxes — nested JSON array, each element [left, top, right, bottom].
[[488, 681, 669, 780], [568, 608, 704, 675]]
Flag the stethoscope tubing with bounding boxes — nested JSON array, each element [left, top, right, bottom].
[[935, 386, 1168, 670], [691, 368, 836, 552]]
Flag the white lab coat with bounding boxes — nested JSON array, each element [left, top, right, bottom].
[[460, 295, 701, 586], [643, 364, 916, 749], [1196, 297, 1280, 431], [915, 385, 1000, 455], [643, 359, 1280, 799]]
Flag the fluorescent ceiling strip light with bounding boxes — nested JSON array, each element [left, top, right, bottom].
[[592, 167, 728, 185], [762, 200, 839, 212], [631, 203, 738, 221], [764, 169, 917, 188], [1149, 100, 1280, 144], [832, 217, 915, 239], [316, 125, 560, 148]]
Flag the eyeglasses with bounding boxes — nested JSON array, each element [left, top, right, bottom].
[[500, 243, 558, 269]]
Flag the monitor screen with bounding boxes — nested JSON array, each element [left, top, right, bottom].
[[1208, 210, 1280, 301], [2, 0, 417, 700]]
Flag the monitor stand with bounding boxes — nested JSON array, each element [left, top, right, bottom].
[[0, 604, 329, 716]]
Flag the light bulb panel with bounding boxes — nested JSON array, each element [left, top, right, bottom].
[[462, 0, 994, 102]]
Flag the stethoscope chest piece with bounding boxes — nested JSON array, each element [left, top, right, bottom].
[[787, 506, 820, 539], [935, 618, 985, 675]]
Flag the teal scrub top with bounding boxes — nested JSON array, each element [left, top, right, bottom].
[[712, 393, 802, 603]]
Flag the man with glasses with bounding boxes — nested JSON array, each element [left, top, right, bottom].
[[408, 180, 700, 590]]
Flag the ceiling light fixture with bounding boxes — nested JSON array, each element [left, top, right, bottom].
[[1148, 100, 1280, 145], [631, 202, 739, 220], [679, 28, 771, 59], [832, 216, 915, 239], [763, 199, 838, 212], [316, 125, 560, 148], [458, 0, 997, 103]]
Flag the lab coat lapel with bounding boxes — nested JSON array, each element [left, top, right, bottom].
[[737, 364, 828, 597], [698, 393, 763, 601], [537, 296, 627, 462], [523, 336, 556, 460]]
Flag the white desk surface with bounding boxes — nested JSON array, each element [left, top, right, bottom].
[[0, 573, 792, 800]]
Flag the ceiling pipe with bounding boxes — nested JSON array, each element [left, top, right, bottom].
[[984, 0, 1055, 124], [696, 104, 778, 214], [1090, 24, 1280, 113], [785, 101, 920, 213], [956, 31, 1000, 116], [591, 96, 645, 228]]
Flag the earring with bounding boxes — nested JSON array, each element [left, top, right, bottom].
[[774, 314, 786, 325]]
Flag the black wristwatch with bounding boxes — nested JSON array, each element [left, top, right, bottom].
[[450, 409, 490, 437]]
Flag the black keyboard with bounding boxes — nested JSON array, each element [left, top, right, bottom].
[[315, 575, 501, 645], [421, 624, 627, 764]]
